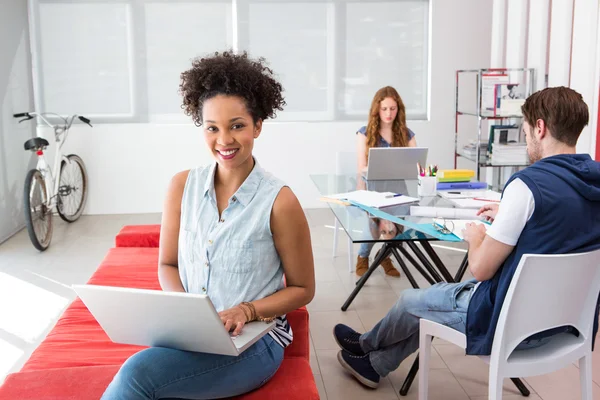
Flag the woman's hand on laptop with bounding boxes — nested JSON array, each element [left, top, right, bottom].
[[218, 306, 248, 336]]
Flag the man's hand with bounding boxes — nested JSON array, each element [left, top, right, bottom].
[[218, 306, 248, 336], [462, 222, 487, 246], [477, 203, 500, 223]]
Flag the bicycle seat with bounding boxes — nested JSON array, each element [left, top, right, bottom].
[[24, 137, 49, 151]]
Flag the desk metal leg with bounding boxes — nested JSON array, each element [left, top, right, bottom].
[[400, 354, 420, 396], [406, 242, 443, 282], [390, 247, 420, 289], [397, 246, 436, 286], [510, 378, 531, 396], [420, 240, 455, 283], [342, 244, 391, 311]]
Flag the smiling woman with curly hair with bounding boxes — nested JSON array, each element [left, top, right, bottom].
[[101, 51, 316, 400]]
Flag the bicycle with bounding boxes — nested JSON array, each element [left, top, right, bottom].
[[14, 112, 93, 251]]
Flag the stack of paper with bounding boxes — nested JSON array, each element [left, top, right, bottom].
[[321, 190, 419, 209], [491, 143, 529, 165], [462, 141, 488, 159]]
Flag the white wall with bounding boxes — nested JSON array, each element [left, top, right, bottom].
[[40, 0, 493, 215], [0, 0, 36, 242], [570, 0, 600, 157]]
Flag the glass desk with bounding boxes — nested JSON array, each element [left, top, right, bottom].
[[311, 174, 469, 309]]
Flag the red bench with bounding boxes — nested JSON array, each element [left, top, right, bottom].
[[0, 229, 318, 399], [115, 224, 160, 248]]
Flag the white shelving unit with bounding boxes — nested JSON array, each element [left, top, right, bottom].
[[454, 68, 536, 186]]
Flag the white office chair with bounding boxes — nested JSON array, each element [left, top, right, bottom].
[[419, 249, 600, 400], [333, 151, 357, 273]]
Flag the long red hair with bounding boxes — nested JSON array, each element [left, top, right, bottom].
[[365, 86, 409, 161]]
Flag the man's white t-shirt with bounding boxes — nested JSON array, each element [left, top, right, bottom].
[[471, 178, 535, 291], [486, 178, 535, 245]]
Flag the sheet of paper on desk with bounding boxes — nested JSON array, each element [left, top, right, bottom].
[[438, 190, 500, 200], [444, 219, 489, 241], [450, 198, 500, 209], [439, 190, 501, 209], [410, 206, 480, 220], [323, 190, 419, 208]]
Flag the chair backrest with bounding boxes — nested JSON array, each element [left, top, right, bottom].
[[335, 151, 357, 176], [491, 249, 600, 360]]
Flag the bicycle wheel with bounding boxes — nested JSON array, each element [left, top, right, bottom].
[[57, 154, 88, 222], [23, 169, 53, 251]]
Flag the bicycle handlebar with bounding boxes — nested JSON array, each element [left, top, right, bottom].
[[13, 112, 34, 123], [13, 112, 92, 128], [78, 116, 93, 127]]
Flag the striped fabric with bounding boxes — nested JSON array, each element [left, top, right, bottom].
[[269, 315, 293, 348]]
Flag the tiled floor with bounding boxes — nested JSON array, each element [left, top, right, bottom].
[[1, 208, 599, 399]]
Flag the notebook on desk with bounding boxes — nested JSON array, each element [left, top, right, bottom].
[[438, 190, 499, 200], [321, 190, 419, 208], [438, 190, 501, 209]]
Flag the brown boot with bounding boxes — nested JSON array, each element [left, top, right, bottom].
[[381, 257, 401, 277], [356, 256, 369, 276]]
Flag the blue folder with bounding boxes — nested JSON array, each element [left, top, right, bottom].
[[437, 181, 488, 190], [348, 201, 462, 242]]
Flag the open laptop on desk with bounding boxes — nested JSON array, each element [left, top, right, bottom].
[[72, 284, 274, 356], [364, 147, 428, 180]]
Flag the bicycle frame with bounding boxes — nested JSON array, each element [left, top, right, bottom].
[[29, 112, 79, 210]]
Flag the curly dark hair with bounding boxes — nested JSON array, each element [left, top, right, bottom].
[[179, 51, 286, 126]]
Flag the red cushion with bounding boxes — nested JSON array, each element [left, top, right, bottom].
[[115, 225, 160, 247], [0, 366, 121, 400], [235, 358, 319, 399], [0, 358, 318, 400], [284, 307, 309, 360]]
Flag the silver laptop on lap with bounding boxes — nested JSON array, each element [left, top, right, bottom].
[[72, 284, 274, 356]]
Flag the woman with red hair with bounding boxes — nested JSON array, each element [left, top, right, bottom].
[[355, 86, 417, 277]]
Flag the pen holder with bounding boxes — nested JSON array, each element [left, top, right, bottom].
[[418, 176, 438, 197]]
